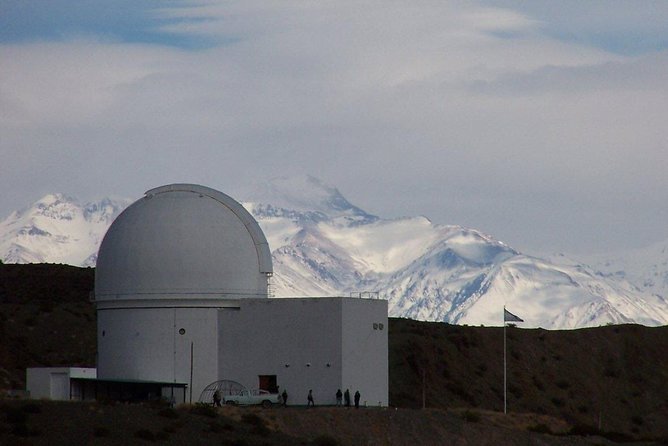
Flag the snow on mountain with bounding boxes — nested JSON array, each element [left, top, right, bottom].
[[463, 255, 668, 329], [259, 207, 668, 328], [245, 175, 378, 226], [245, 177, 668, 328], [1, 177, 667, 329], [0, 194, 131, 266], [578, 241, 668, 301]]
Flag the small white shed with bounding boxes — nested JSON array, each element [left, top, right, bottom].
[[26, 367, 97, 400]]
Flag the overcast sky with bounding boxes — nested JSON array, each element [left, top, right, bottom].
[[1, 0, 667, 256]]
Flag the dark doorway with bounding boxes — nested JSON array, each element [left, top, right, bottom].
[[258, 375, 277, 393]]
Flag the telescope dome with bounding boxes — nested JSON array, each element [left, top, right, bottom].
[[95, 184, 272, 304]]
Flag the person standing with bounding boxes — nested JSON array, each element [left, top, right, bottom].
[[281, 389, 288, 407], [307, 389, 315, 407], [344, 389, 351, 407], [336, 389, 343, 406], [354, 390, 361, 409], [213, 390, 222, 407]]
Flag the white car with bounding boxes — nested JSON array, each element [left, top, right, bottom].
[[223, 389, 281, 407]]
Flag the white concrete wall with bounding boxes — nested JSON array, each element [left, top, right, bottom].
[[219, 298, 343, 406], [69, 368, 97, 379], [26, 368, 97, 400], [218, 298, 387, 406], [97, 307, 218, 402], [342, 298, 388, 406], [174, 308, 219, 402], [97, 308, 173, 381], [95, 297, 387, 405], [27, 368, 64, 399]]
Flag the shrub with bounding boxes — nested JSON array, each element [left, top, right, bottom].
[[240, 413, 269, 436], [445, 381, 474, 405], [251, 424, 270, 437], [551, 397, 564, 408], [208, 421, 235, 433], [154, 431, 170, 441], [569, 424, 600, 437], [462, 410, 480, 423], [527, 424, 552, 435], [508, 383, 523, 398], [11, 423, 42, 437], [162, 422, 183, 434], [532, 376, 546, 391], [601, 431, 633, 443], [555, 380, 570, 390], [21, 403, 41, 414], [603, 367, 618, 378], [94, 426, 110, 437], [312, 434, 339, 446], [134, 429, 156, 441], [241, 413, 263, 427], [5, 407, 28, 424], [475, 364, 488, 377], [158, 408, 179, 419], [39, 300, 55, 313], [191, 403, 217, 418]]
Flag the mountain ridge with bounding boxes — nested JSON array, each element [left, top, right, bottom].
[[2, 177, 667, 329]]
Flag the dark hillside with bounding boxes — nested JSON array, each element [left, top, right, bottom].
[[389, 318, 668, 439], [2, 263, 667, 441], [0, 264, 96, 390], [0, 263, 94, 304]]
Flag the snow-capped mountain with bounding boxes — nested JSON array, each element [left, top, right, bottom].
[[246, 176, 377, 225], [0, 194, 131, 266], [1, 176, 667, 329], [581, 242, 668, 302]]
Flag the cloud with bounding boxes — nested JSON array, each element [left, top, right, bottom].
[[480, 0, 668, 54], [1, 1, 667, 255]]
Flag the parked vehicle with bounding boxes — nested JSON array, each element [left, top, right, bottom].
[[223, 389, 281, 407]]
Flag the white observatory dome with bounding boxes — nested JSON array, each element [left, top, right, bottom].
[[95, 184, 272, 305]]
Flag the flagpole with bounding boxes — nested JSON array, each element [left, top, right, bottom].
[[502, 307, 524, 415], [503, 306, 507, 415]]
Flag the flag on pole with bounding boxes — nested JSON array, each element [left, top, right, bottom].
[[504, 308, 524, 323], [503, 307, 523, 415]]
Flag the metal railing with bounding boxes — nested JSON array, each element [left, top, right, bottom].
[[349, 291, 382, 299]]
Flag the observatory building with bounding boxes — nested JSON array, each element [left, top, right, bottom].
[[27, 184, 388, 406]]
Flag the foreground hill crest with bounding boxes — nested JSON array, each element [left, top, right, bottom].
[[1, 177, 667, 329]]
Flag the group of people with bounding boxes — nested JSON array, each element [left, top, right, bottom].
[[335, 388, 361, 408], [283, 388, 363, 408], [213, 387, 362, 408]]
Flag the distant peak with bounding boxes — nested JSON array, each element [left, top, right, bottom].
[[246, 175, 375, 219], [35, 193, 78, 206]]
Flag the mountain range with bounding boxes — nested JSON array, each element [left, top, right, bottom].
[[2, 176, 667, 329]]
